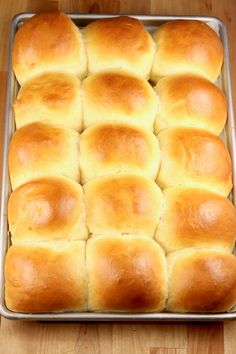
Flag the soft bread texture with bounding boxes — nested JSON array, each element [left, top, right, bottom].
[[8, 176, 88, 243], [82, 16, 155, 78], [13, 73, 83, 131], [157, 127, 232, 196], [5, 241, 87, 313], [12, 12, 87, 85], [84, 174, 163, 237], [167, 249, 236, 312], [156, 187, 236, 253], [82, 70, 158, 130], [87, 235, 167, 312], [154, 74, 227, 135], [80, 122, 160, 183], [151, 20, 223, 82], [8, 122, 80, 190]]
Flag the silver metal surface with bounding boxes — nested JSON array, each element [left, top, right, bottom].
[[0, 13, 236, 321]]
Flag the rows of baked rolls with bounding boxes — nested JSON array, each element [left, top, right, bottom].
[[5, 11, 236, 314]]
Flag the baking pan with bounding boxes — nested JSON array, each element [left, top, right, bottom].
[[0, 13, 236, 321]]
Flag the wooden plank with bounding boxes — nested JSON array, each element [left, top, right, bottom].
[[187, 323, 224, 354]]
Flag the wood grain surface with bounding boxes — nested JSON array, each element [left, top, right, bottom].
[[0, 1, 236, 353]]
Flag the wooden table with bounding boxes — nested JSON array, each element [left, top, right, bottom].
[[0, 1, 236, 353]]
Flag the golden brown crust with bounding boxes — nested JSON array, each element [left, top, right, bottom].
[[87, 235, 167, 312], [13, 73, 82, 131], [8, 176, 88, 242], [157, 127, 232, 196], [167, 249, 236, 312], [154, 74, 227, 135], [80, 122, 160, 183], [82, 70, 157, 130], [84, 174, 163, 237], [156, 187, 236, 253], [5, 242, 87, 313], [12, 12, 87, 85], [82, 16, 155, 78], [8, 122, 80, 190], [151, 20, 223, 82]]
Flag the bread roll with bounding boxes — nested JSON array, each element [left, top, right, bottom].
[[154, 74, 227, 135], [80, 122, 160, 183], [82, 70, 158, 130], [13, 73, 83, 131], [156, 187, 236, 253], [84, 174, 162, 237], [151, 20, 223, 82], [9, 122, 80, 190], [157, 127, 232, 196], [5, 241, 87, 313], [82, 16, 155, 78], [12, 12, 87, 85], [167, 248, 236, 312], [8, 176, 88, 243], [87, 235, 167, 312]]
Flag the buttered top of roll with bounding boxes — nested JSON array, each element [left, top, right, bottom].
[[156, 187, 236, 253], [157, 127, 232, 196], [9, 122, 80, 190], [80, 122, 160, 183], [84, 174, 163, 238], [167, 248, 236, 313], [151, 20, 223, 82], [5, 241, 87, 313], [154, 74, 227, 135], [12, 12, 87, 85], [8, 176, 88, 242], [13, 73, 83, 131], [87, 235, 167, 312], [82, 70, 158, 130], [82, 16, 155, 79]]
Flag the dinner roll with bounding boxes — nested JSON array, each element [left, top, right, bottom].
[[8, 176, 88, 243], [5, 241, 87, 313], [84, 174, 162, 237], [80, 122, 160, 183], [82, 70, 158, 130], [82, 16, 155, 78], [12, 12, 87, 85], [151, 20, 223, 82], [157, 127, 232, 196], [167, 249, 236, 312], [13, 73, 83, 131], [154, 74, 227, 135], [156, 187, 236, 253], [9, 122, 80, 190], [87, 235, 167, 312]]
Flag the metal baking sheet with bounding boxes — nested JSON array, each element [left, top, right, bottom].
[[0, 13, 236, 321]]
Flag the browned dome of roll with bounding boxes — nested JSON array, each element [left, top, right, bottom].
[[8, 176, 88, 243], [82, 16, 155, 79], [154, 74, 227, 135], [8, 122, 80, 190], [167, 249, 236, 313], [156, 187, 236, 253], [13, 73, 83, 131], [80, 122, 160, 183], [151, 20, 223, 82], [84, 174, 163, 238], [157, 127, 232, 196], [5, 242, 87, 313], [12, 12, 87, 85], [82, 70, 158, 131], [87, 235, 167, 312]]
